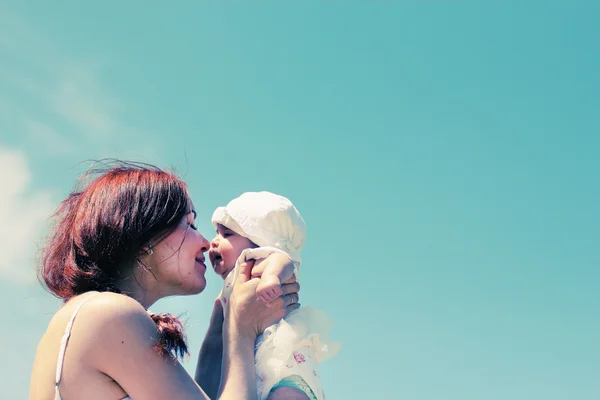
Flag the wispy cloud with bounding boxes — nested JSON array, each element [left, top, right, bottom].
[[0, 146, 55, 283], [22, 118, 77, 155], [0, 12, 164, 282], [0, 12, 160, 159]]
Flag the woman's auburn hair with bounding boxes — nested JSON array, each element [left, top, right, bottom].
[[39, 160, 192, 359]]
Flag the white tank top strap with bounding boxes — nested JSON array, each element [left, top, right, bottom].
[[54, 291, 102, 399]]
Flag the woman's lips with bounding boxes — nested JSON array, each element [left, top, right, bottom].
[[195, 257, 206, 270]]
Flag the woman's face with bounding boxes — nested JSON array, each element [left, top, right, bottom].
[[141, 211, 210, 296]]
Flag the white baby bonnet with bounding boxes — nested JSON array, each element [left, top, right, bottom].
[[211, 191, 307, 266]]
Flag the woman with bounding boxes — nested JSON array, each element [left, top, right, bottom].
[[29, 162, 300, 400]]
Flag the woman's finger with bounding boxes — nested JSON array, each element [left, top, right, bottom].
[[283, 293, 299, 307], [250, 259, 265, 278], [281, 282, 300, 295], [287, 303, 301, 312]]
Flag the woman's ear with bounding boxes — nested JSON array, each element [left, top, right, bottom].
[[142, 244, 153, 255]]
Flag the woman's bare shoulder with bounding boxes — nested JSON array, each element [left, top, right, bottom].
[[30, 292, 151, 399], [50, 291, 145, 319], [78, 292, 155, 333], [85, 291, 148, 315]]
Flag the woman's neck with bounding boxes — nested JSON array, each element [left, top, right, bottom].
[[115, 272, 160, 309]]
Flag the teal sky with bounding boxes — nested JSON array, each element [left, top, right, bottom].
[[1, 2, 599, 399]]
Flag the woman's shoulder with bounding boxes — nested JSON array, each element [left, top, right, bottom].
[[51, 291, 147, 324], [52, 292, 159, 372], [75, 292, 154, 333], [44, 291, 141, 332], [50, 292, 154, 351], [30, 292, 154, 397], [85, 291, 147, 314]]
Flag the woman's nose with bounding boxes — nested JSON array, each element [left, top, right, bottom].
[[199, 235, 210, 253]]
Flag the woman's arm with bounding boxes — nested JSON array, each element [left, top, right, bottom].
[[196, 255, 300, 398], [218, 259, 300, 399], [195, 298, 224, 399], [77, 274, 297, 400], [85, 294, 210, 400], [218, 320, 259, 399]]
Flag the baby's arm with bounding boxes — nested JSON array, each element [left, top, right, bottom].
[[255, 259, 296, 306]]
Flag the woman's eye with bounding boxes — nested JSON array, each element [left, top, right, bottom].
[[190, 223, 198, 231]]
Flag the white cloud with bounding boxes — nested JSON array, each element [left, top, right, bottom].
[[0, 12, 166, 282], [51, 62, 130, 138], [0, 146, 56, 283]]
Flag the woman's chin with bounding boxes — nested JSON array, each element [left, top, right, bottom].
[[186, 283, 206, 295], [179, 275, 207, 295]]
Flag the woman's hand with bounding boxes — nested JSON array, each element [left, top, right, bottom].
[[228, 259, 300, 338], [251, 252, 297, 284], [218, 260, 300, 398]]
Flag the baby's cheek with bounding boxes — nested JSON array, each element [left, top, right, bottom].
[[222, 248, 241, 272]]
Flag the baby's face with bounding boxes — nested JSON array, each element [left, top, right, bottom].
[[208, 224, 255, 279]]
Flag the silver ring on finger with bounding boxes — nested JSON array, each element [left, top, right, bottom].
[[286, 293, 299, 306]]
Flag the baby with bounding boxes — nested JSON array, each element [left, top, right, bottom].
[[209, 191, 339, 400]]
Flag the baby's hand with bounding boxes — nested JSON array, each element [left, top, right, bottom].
[[256, 274, 283, 306]]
